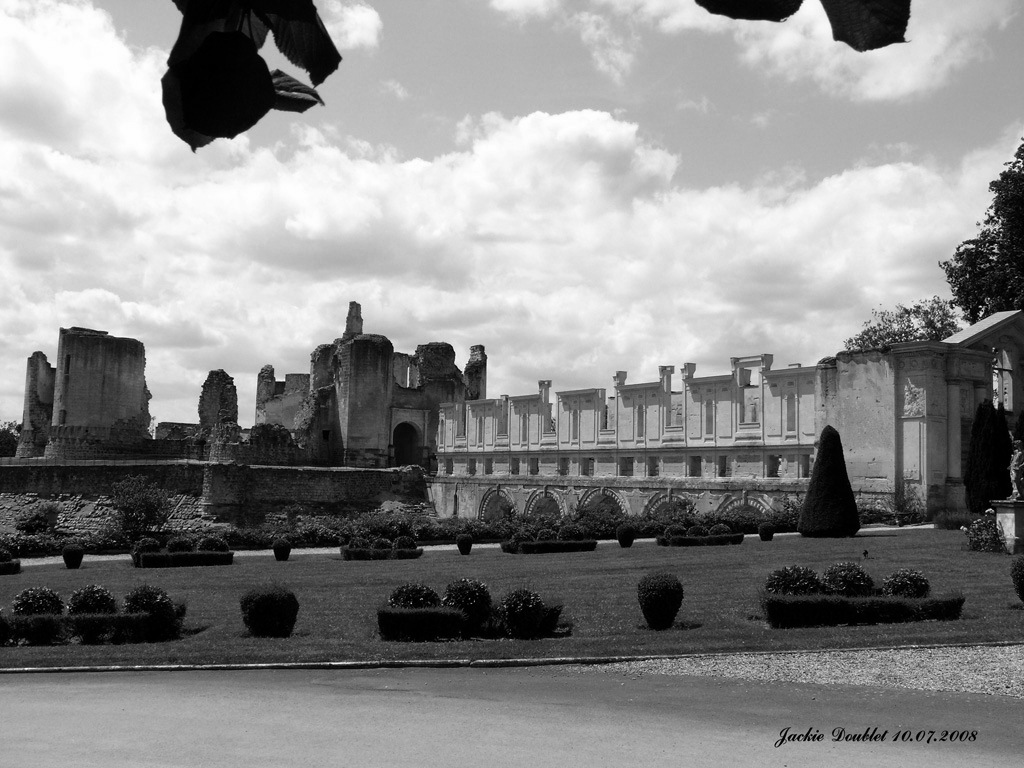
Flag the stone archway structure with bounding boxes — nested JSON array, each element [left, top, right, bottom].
[[392, 422, 422, 467], [576, 487, 628, 517], [642, 491, 699, 517], [478, 487, 517, 521], [525, 489, 567, 518], [716, 493, 774, 517]]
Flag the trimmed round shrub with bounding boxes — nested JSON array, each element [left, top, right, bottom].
[[758, 523, 775, 541], [456, 533, 473, 555], [558, 523, 587, 541], [686, 525, 709, 537], [197, 535, 229, 552], [348, 537, 369, 550], [123, 584, 180, 641], [616, 524, 636, 548], [166, 536, 195, 553], [442, 578, 492, 631], [388, 583, 441, 609], [536, 528, 557, 542], [821, 562, 874, 597], [708, 523, 731, 535], [12, 586, 64, 616], [240, 584, 300, 638], [499, 588, 548, 639], [637, 572, 684, 630], [393, 535, 418, 551], [881, 568, 930, 599], [272, 538, 292, 561], [131, 537, 161, 556], [664, 524, 688, 538], [966, 518, 1005, 553], [763, 565, 822, 595], [371, 537, 393, 550], [62, 541, 85, 569], [0, 546, 12, 563], [1010, 556, 1024, 604], [68, 584, 117, 615]]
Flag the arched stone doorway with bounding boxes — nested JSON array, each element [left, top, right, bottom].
[[479, 489, 516, 522], [392, 422, 422, 467]]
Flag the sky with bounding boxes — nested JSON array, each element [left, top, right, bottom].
[[1, 0, 1023, 427]]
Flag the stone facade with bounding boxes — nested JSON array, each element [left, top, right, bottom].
[[432, 312, 1024, 520]]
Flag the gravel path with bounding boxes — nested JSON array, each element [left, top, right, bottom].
[[578, 644, 1024, 699]]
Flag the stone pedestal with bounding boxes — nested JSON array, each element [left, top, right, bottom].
[[992, 500, 1024, 555]]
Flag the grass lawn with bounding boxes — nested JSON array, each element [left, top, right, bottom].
[[1, 528, 1022, 668]]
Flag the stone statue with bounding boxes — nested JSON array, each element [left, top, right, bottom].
[[1011, 440, 1024, 501]]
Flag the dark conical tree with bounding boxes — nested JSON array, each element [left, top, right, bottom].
[[798, 425, 860, 538], [966, 400, 1013, 514]]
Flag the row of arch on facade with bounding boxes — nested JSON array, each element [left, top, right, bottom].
[[476, 486, 775, 521]]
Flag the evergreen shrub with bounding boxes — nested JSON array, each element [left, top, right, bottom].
[[123, 584, 182, 641], [758, 523, 775, 541], [499, 588, 549, 639], [536, 528, 557, 542], [686, 525, 709, 537], [166, 537, 195, 553], [558, 523, 587, 541], [388, 583, 441, 609], [1011, 557, 1024, 604], [881, 569, 930, 599], [15, 507, 53, 535], [62, 541, 85, 569], [616, 524, 636, 548], [517, 539, 597, 554], [0, 546, 11, 562], [68, 585, 117, 615], [966, 518, 1005, 553], [456, 533, 473, 555], [821, 562, 874, 597], [637, 572, 683, 630], [707, 523, 731, 536], [393, 535, 418, 551], [137, 551, 234, 568], [240, 584, 300, 638], [763, 565, 821, 596], [272, 538, 292, 561], [371, 537, 393, 550], [442, 578, 492, 633], [12, 586, 64, 616], [130, 537, 161, 567], [7, 615, 64, 645], [376, 607, 465, 641], [197, 535, 230, 552], [798, 425, 860, 537], [761, 593, 965, 628]]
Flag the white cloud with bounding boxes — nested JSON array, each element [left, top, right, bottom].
[[321, 1, 383, 50], [567, 11, 637, 83], [488, 0, 1019, 100], [381, 79, 410, 100], [0, 1, 1019, 427]]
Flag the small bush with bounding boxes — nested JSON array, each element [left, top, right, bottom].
[[558, 523, 587, 541], [377, 607, 465, 641], [637, 572, 684, 630], [664, 524, 688, 538], [240, 584, 300, 638], [536, 528, 557, 542], [0, 560, 20, 575], [123, 584, 182, 641], [686, 525, 709, 537], [12, 586, 64, 616], [137, 551, 234, 568], [166, 536, 195, 553], [456, 533, 473, 555], [516, 540, 597, 554], [110, 475, 171, 540], [1011, 557, 1024, 604], [371, 537, 393, 550], [388, 583, 441, 609], [442, 578, 492, 633], [393, 535, 418, 551], [616, 524, 636, 548], [16, 507, 53, 535], [932, 509, 981, 531], [821, 562, 874, 597], [130, 537, 161, 567], [758, 523, 775, 541], [68, 585, 117, 615], [499, 588, 549, 639], [0, 546, 12, 563], [707, 523, 731, 536], [62, 541, 85, 569], [764, 565, 822, 596], [967, 518, 1005, 553], [881, 569, 930, 599], [761, 593, 965, 628], [348, 537, 369, 550], [272, 538, 292, 561], [197, 535, 230, 552]]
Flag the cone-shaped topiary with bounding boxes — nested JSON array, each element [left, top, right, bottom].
[[965, 400, 1013, 515], [798, 425, 859, 537]]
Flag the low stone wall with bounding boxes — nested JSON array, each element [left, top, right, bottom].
[[0, 461, 429, 534]]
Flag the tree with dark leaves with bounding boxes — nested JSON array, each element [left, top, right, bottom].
[[843, 296, 961, 352], [163, 0, 342, 151], [0, 421, 19, 458], [965, 400, 1013, 515], [695, 0, 912, 52], [941, 139, 1024, 324], [798, 425, 860, 537]]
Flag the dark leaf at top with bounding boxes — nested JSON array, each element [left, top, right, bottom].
[[818, 0, 911, 51], [695, 0, 804, 22]]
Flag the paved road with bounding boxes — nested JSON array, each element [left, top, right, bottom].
[[0, 666, 1016, 768]]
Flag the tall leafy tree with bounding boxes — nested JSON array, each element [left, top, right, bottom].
[[798, 425, 860, 537], [941, 138, 1024, 323], [0, 420, 19, 457], [843, 296, 961, 352]]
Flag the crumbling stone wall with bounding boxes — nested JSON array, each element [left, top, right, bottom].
[[15, 351, 55, 458], [198, 369, 238, 430], [464, 345, 487, 400]]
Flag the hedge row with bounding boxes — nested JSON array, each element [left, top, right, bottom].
[[377, 607, 466, 641], [761, 593, 965, 628], [341, 547, 424, 561], [0, 561, 21, 576], [1, 613, 154, 646], [136, 551, 235, 568], [501, 540, 599, 555], [656, 533, 745, 547]]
